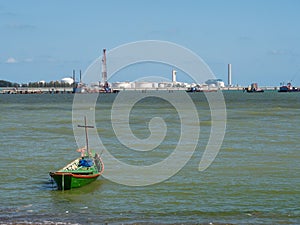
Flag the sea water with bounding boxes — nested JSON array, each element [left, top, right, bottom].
[[0, 91, 299, 224]]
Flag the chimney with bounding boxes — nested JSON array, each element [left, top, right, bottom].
[[172, 69, 177, 83], [73, 69, 76, 87], [228, 64, 232, 87], [102, 49, 107, 84], [79, 70, 82, 83]]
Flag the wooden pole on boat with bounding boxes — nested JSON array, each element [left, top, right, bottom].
[[62, 173, 64, 191], [78, 116, 94, 157]]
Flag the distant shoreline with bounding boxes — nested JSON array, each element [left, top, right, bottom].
[[0, 86, 280, 94]]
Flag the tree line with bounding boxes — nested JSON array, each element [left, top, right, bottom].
[[0, 80, 19, 87], [0, 80, 74, 88]]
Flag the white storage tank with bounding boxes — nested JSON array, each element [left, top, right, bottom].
[[61, 77, 74, 85], [135, 82, 153, 89], [158, 83, 165, 88], [112, 82, 132, 89]]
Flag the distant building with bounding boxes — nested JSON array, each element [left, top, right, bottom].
[[111, 80, 191, 90]]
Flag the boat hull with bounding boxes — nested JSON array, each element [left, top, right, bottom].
[[246, 90, 264, 93], [50, 172, 100, 190], [278, 83, 300, 92]]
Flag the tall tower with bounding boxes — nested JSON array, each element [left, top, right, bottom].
[[172, 69, 177, 83], [72, 69, 76, 88], [102, 49, 107, 84], [228, 64, 232, 87], [79, 70, 82, 83]]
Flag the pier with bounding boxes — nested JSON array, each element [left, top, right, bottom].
[[0, 87, 74, 94]]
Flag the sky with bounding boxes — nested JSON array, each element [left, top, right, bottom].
[[1, 0, 300, 86]]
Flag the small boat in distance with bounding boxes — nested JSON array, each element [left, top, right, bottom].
[[244, 83, 264, 93], [278, 82, 300, 92], [49, 117, 104, 190], [186, 87, 217, 92]]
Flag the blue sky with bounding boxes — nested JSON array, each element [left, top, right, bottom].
[[1, 0, 300, 86]]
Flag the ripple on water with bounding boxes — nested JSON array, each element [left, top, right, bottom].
[[0, 92, 299, 224]]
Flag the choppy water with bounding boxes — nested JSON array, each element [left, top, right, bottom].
[[0, 91, 299, 224]]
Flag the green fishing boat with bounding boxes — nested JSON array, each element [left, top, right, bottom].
[[49, 153, 104, 190], [49, 117, 104, 190]]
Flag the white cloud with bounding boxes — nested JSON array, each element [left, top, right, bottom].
[[5, 57, 17, 63]]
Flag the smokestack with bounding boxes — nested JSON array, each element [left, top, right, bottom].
[[228, 64, 232, 87], [102, 49, 107, 84], [172, 69, 177, 83], [73, 69, 75, 87], [79, 70, 82, 83]]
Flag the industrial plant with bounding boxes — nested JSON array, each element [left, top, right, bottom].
[[1, 49, 249, 94], [72, 49, 230, 93]]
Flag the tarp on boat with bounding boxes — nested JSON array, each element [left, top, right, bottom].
[[79, 158, 94, 167]]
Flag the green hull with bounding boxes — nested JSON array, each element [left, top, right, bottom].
[[50, 172, 100, 190], [50, 153, 104, 190]]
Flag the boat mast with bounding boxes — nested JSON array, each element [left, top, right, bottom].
[[78, 116, 94, 157]]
